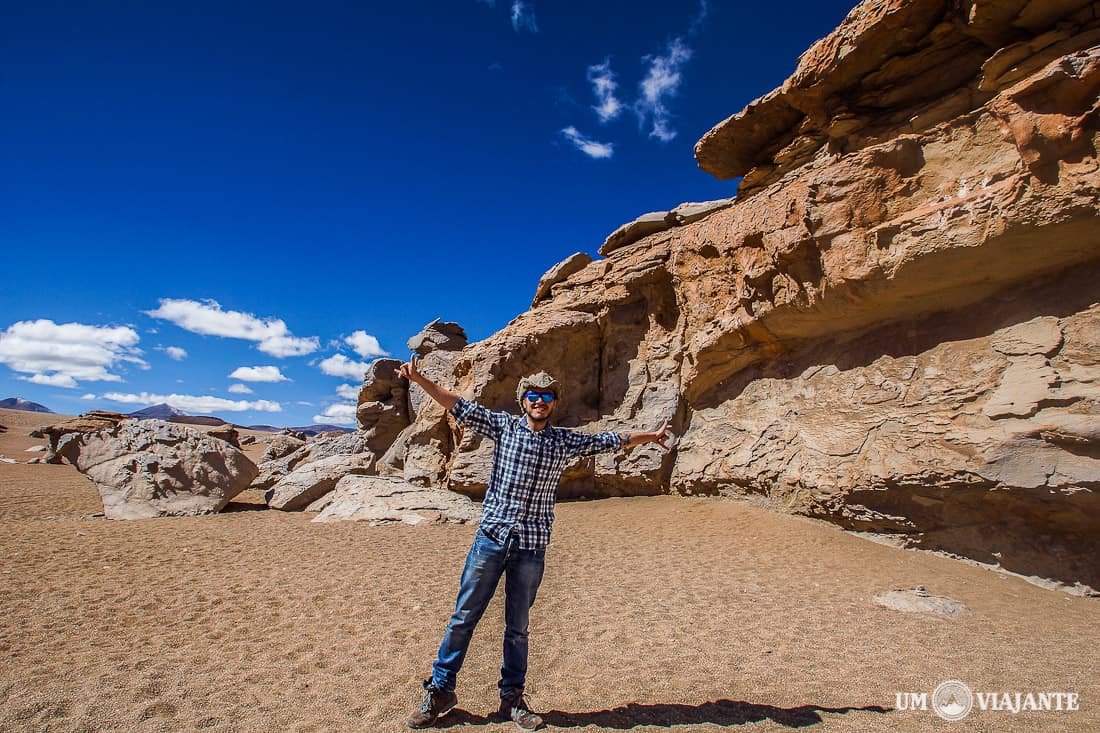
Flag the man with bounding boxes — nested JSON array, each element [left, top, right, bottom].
[[398, 356, 669, 731]]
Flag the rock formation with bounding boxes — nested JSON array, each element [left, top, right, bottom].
[[371, 0, 1100, 592], [266, 453, 373, 511], [308, 475, 480, 525], [57, 419, 258, 519]]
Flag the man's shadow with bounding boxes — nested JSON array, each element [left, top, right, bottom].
[[436, 699, 891, 729]]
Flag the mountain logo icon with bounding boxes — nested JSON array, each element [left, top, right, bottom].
[[932, 680, 974, 721]]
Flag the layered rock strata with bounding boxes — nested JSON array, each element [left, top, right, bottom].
[[368, 0, 1100, 591]]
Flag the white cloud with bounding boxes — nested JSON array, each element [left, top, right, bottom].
[[561, 126, 614, 159], [102, 392, 282, 413], [81, 393, 96, 400], [229, 365, 289, 383], [345, 331, 389, 360], [312, 403, 357, 425], [635, 38, 693, 142], [227, 383, 254, 394], [319, 354, 371, 380], [587, 59, 623, 123], [161, 346, 187, 361], [22, 373, 79, 388], [336, 383, 360, 400], [296, 400, 314, 407], [144, 298, 319, 357], [511, 0, 537, 32], [0, 319, 145, 387]]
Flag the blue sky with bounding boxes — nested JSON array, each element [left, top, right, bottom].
[[1, 0, 856, 426]]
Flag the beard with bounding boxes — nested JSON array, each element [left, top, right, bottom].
[[523, 402, 554, 425]]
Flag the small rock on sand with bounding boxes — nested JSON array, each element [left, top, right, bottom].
[[873, 586, 971, 619]]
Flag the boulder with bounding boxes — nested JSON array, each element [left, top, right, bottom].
[[355, 358, 410, 448], [279, 428, 308, 441], [532, 252, 593, 306], [261, 434, 306, 462], [666, 197, 735, 226], [309, 474, 480, 525], [266, 453, 373, 511], [599, 211, 672, 256], [407, 318, 468, 355], [252, 430, 374, 490], [58, 419, 258, 519], [207, 425, 240, 448]]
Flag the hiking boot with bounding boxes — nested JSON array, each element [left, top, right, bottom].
[[499, 689, 543, 731], [407, 680, 457, 729]]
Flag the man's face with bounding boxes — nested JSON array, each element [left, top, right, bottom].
[[522, 390, 557, 422]]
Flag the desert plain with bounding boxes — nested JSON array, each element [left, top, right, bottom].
[[1, 407, 1097, 733]]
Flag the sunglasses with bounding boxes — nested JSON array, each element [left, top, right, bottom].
[[523, 391, 556, 403]]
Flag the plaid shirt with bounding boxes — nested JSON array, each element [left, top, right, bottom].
[[451, 398, 623, 549]]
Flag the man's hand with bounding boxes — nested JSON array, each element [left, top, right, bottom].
[[395, 355, 421, 383], [651, 419, 670, 449], [394, 354, 460, 411], [623, 419, 672, 450]]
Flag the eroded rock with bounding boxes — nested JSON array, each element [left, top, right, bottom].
[[266, 453, 373, 511], [60, 419, 258, 519], [310, 474, 480, 525]]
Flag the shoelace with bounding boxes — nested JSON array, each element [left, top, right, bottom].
[[419, 686, 438, 715], [510, 695, 534, 718]]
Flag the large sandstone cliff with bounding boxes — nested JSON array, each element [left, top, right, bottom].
[[370, 0, 1100, 592]]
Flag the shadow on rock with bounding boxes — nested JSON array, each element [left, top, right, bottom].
[[541, 699, 892, 729]]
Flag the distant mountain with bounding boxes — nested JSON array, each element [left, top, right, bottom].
[[128, 403, 187, 420], [245, 424, 282, 433], [0, 397, 54, 413], [169, 415, 227, 427], [292, 424, 354, 436]]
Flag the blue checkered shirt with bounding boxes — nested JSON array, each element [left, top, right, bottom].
[[451, 398, 623, 549]]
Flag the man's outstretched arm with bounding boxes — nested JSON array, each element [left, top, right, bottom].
[[620, 420, 672, 450], [395, 355, 459, 411]]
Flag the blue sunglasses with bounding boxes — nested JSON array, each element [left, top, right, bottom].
[[523, 391, 556, 403]]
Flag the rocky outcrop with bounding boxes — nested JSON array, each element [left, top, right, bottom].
[[374, 320, 469, 486], [58, 419, 258, 519], [373, 0, 1100, 592], [308, 475, 480, 525], [694, 0, 1100, 195], [355, 358, 409, 449]]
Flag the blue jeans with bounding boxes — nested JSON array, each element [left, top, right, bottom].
[[431, 527, 546, 698]]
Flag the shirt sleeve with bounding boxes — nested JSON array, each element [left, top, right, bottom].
[[559, 428, 623, 457], [450, 398, 510, 441]]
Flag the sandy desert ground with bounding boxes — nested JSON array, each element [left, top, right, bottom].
[[1, 408, 1097, 733]]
